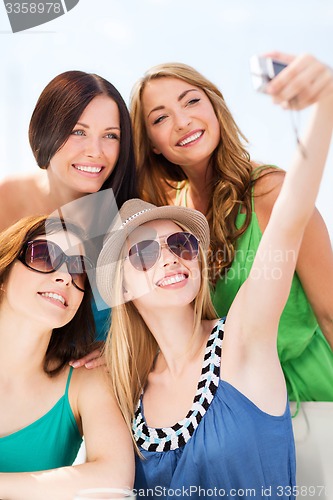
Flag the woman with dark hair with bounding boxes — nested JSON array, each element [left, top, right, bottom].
[[0, 70, 137, 231], [0, 215, 134, 499], [0, 70, 138, 339]]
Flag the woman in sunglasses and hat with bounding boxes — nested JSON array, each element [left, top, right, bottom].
[[0, 216, 134, 499], [96, 86, 333, 497]]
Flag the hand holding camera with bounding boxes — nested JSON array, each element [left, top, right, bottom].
[[250, 52, 333, 110], [250, 55, 287, 93]]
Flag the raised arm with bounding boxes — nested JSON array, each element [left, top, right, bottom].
[[223, 59, 333, 412], [248, 97, 333, 331], [254, 170, 333, 350], [0, 368, 134, 500]]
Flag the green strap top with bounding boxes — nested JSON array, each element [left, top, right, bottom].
[[0, 367, 82, 472]]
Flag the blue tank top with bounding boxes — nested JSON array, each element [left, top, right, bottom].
[[133, 320, 296, 499], [0, 367, 82, 472], [92, 296, 111, 341]]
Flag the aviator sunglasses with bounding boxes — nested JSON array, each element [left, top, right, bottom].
[[126, 231, 199, 272], [18, 239, 93, 292]]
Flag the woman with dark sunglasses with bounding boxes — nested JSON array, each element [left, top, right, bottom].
[[0, 216, 134, 499], [96, 84, 333, 498], [0, 70, 138, 342]]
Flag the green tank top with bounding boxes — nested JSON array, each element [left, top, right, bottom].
[[176, 181, 333, 403], [0, 367, 82, 472]]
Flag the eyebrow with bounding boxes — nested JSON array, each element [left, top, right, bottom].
[[75, 122, 121, 131], [147, 88, 199, 118]]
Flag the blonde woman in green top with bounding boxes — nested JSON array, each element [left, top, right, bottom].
[[128, 51, 333, 403], [0, 215, 134, 500]]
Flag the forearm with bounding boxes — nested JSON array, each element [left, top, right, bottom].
[[273, 100, 333, 236], [0, 460, 132, 500], [241, 100, 333, 339]]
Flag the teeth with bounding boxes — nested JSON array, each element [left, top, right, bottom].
[[75, 165, 102, 173], [40, 292, 66, 305], [158, 274, 186, 287], [178, 131, 203, 146]]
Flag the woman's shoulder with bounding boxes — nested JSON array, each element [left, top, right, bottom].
[[252, 163, 285, 187], [69, 366, 112, 418], [0, 172, 45, 230], [71, 366, 111, 400], [0, 172, 43, 201], [251, 165, 286, 228], [0, 171, 38, 186], [71, 363, 107, 381]]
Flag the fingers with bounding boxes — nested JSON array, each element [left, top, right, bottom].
[[69, 348, 103, 369], [263, 51, 295, 65], [84, 355, 106, 369], [291, 69, 333, 109], [265, 53, 333, 110]]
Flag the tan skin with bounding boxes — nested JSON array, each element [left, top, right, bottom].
[[143, 318, 217, 427]]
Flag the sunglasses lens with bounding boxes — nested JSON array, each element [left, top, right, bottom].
[[167, 232, 199, 260], [23, 240, 92, 291], [129, 240, 160, 271], [67, 256, 93, 290], [127, 233, 199, 272], [25, 240, 58, 272]]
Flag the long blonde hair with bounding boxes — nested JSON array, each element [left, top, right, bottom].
[[104, 222, 217, 452], [130, 62, 254, 284]]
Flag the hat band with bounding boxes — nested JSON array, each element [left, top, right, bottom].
[[121, 208, 153, 228]]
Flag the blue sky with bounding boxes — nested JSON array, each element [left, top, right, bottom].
[[1, 0, 332, 235]]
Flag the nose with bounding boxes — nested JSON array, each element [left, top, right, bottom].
[[160, 245, 178, 267], [174, 110, 191, 131], [84, 136, 102, 158], [52, 264, 72, 287]]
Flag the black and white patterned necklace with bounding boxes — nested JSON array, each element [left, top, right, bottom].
[[132, 318, 225, 452]]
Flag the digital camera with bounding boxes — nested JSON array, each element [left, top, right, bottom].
[[250, 55, 287, 93]]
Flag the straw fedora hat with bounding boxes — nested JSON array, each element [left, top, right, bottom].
[[96, 198, 209, 306]]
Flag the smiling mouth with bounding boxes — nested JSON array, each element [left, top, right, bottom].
[[156, 273, 188, 287], [39, 292, 67, 307], [177, 131, 203, 147], [73, 164, 103, 173]]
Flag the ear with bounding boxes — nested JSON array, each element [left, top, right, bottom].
[[149, 138, 161, 155], [122, 285, 133, 302]]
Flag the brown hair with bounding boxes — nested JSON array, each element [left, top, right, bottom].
[[130, 63, 254, 283], [0, 215, 96, 376], [29, 70, 137, 206]]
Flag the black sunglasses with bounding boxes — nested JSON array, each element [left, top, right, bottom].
[[18, 239, 93, 292], [126, 231, 199, 272]]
